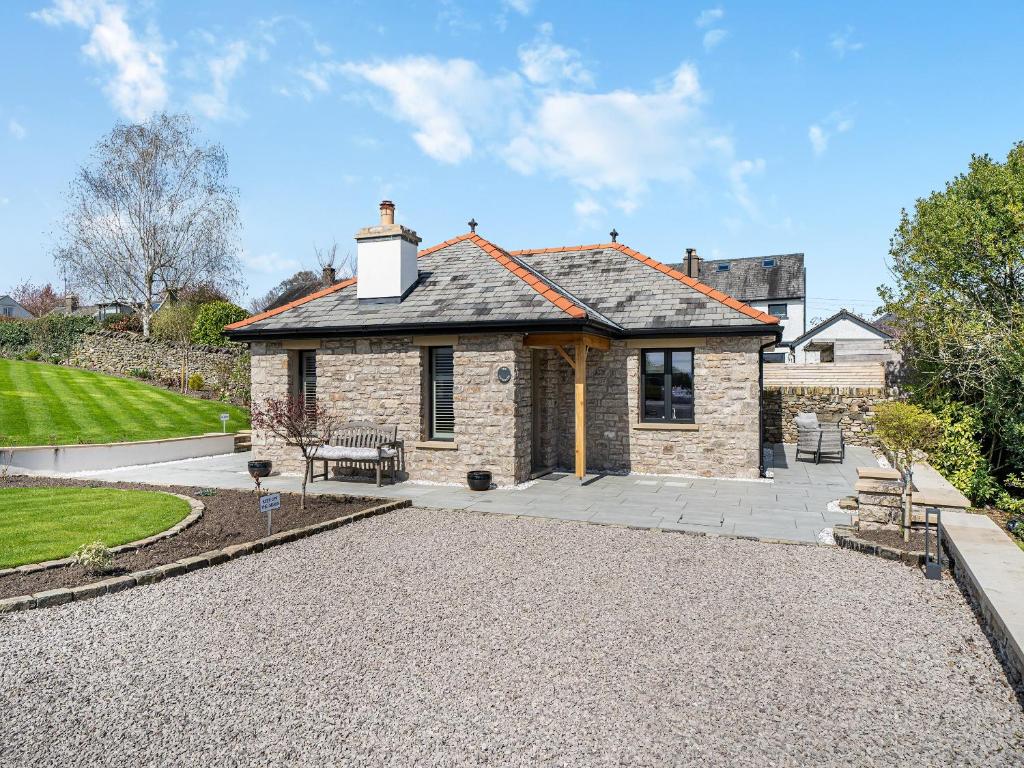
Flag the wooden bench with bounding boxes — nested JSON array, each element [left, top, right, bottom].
[[309, 422, 402, 486]]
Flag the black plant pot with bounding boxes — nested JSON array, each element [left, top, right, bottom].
[[467, 470, 492, 491], [248, 459, 273, 479]]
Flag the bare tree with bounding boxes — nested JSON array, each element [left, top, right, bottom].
[[250, 396, 339, 509], [54, 112, 242, 337]]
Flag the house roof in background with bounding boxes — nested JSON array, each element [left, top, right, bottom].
[[672, 253, 806, 302], [227, 233, 781, 338], [787, 308, 892, 348]]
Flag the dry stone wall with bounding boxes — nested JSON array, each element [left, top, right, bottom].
[[69, 331, 248, 402], [763, 386, 889, 447]]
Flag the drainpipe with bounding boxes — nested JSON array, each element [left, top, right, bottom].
[[758, 339, 778, 478]]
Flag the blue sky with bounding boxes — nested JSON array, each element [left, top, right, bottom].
[[1, 1, 1022, 320]]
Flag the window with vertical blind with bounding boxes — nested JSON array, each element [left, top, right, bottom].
[[298, 350, 317, 416], [429, 346, 455, 440], [641, 349, 695, 423]]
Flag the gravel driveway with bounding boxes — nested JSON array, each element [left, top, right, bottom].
[[2, 508, 1022, 766]]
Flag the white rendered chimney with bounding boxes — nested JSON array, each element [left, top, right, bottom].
[[355, 200, 422, 302]]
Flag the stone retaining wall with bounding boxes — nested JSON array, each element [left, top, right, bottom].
[[763, 385, 889, 447], [69, 330, 249, 403]]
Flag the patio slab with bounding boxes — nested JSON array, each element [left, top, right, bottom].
[[39, 443, 876, 545]]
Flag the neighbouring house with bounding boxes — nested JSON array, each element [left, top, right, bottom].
[[788, 309, 894, 364], [0, 294, 33, 319], [670, 251, 806, 363], [47, 295, 135, 322], [226, 201, 782, 485]]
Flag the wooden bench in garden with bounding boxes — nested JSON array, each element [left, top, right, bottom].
[[309, 422, 403, 486]]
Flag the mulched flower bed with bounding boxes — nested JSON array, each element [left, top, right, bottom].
[[853, 528, 928, 553], [0, 475, 380, 600]]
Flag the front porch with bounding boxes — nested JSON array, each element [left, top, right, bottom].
[[73, 443, 874, 544]]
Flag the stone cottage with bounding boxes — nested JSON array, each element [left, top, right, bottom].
[[227, 201, 781, 484]]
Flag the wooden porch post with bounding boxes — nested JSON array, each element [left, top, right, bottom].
[[574, 341, 587, 482]]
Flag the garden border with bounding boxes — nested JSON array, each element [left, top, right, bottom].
[[0, 492, 204, 578], [833, 524, 937, 568], [0, 497, 411, 614]]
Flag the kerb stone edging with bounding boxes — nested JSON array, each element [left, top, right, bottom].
[[833, 524, 944, 568], [0, 497, 411, 614], [0, 493, 205, 579]]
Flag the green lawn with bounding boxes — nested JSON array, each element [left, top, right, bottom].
[[0, 487, 190, 568], [0, 359, 249, 446]]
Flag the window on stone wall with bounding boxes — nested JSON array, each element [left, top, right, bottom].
[[428, 346, 455, 440], [641, 349, 694, 423], [297, 350, 317, 417]]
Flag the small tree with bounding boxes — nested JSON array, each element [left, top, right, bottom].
[[10, 280, 63, 317], [872, 401, 941, 541], [152, 301, 200, 392], [250, 396, 338, 509]]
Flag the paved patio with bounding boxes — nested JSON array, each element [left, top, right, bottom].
[[64, 443, 873, 544]]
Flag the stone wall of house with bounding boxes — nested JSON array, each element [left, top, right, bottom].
[[762, 386, 889, 447], [69, 331, 248, 401], [546, 337, 768, 479], [249, 334, 533, 485], [250, 333, 770, 483]]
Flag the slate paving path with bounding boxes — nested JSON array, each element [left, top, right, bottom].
[[50, 444, 872, 544]]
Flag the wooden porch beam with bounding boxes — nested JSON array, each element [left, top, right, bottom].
[[575, 341, 587, 481], [524, 332, 611, 351], [554, 345, 576, 370]]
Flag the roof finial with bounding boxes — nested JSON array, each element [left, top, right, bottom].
[[610, 228, 618, 243], [468, 218, 478, 234]]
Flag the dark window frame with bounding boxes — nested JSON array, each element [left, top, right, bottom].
[[767, 302, 789, 319], [716, 263, 731, 272], [762, 257, 776, 268], [640, 348, 695, 424], [428, 346, 455, 441]]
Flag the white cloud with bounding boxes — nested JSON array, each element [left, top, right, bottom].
[[728, 157, 764, 215], [695, 7, 724, 28], [504, 64, 727, 208], [830, 27, 864, 57], [242, 251, 300, 274], [190, 39, 250, 121], [0, 197, 9, 206], [573, 196, 605, 222], [504, 0, 535, 14], [8, 119, 27, 140], [808, 124, 827, 155], [342, 57, 521, 164], [33, 0, 168, 121], [702, 29, 728, 51], [808, 110, 853, 155], [518, 23, 592, 86], [340, 52, 759, 217]]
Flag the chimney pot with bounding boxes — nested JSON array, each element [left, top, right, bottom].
[[356, 199, 421, 302], [322, 265, 336, 286], [379, 200, 395, 225]]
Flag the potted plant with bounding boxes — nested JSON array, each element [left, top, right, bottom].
[[467, 470, 492, 491]]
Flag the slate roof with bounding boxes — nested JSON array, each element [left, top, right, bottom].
[[682, 253, 806, 302], [227, 233, 780, 339], [788, 309, 892, 348]]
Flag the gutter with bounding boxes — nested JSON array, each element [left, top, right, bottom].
[[758, 338, 778, 478], [227, 320, 784, 343]]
